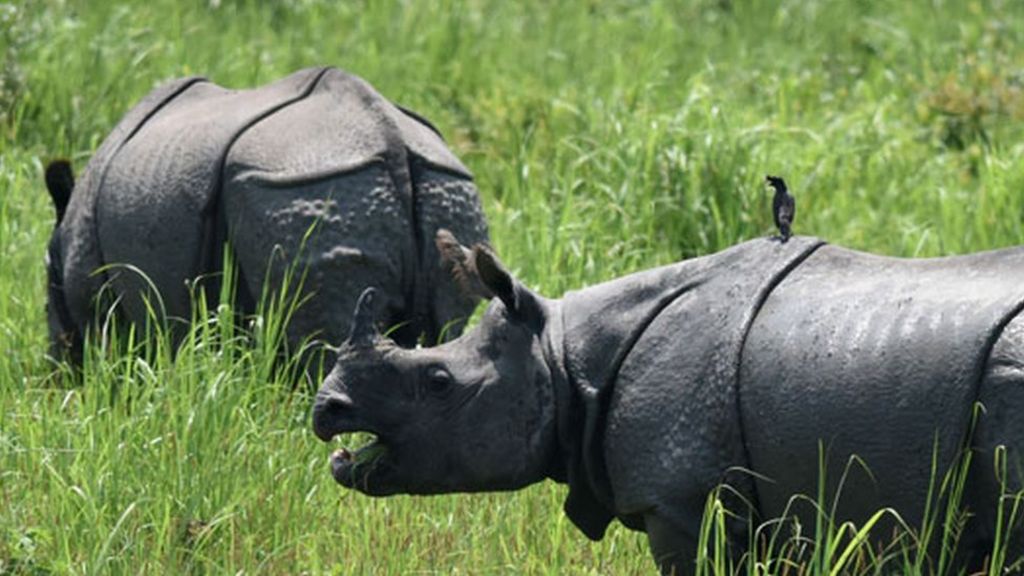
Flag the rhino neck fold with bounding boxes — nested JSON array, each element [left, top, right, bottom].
[[539, 297, 618, 540], [556, 270, 711, 541], [540, 299, 571, 485]]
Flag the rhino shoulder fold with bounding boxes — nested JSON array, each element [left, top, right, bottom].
[[391, 104, 473, 179], [324, 67, 473, 179]]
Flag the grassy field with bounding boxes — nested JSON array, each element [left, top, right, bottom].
[[3, 0, 1024, 573]]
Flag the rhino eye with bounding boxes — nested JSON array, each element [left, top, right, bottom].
[[425, 366, 453, 395]]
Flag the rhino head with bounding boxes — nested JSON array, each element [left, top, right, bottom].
[[311, 239, 561, 495]]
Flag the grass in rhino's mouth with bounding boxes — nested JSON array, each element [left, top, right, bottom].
[[335, 432, 387, 465]]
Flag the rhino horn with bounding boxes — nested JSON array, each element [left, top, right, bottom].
[[347, 287, 380, 347]]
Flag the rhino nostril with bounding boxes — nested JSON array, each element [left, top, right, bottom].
[[312, 390, 354, 442], [323, 391, 353, 410]]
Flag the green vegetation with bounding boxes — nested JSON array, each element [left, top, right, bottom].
[[3, 0, 1024, 573]]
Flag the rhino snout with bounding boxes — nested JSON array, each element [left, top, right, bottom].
[[312, 389, 355, 442]]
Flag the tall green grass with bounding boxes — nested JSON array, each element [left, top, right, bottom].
[[696, 423, 1024, 575], [4, 0, 1024, 573]]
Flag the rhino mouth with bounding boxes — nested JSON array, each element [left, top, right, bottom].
[[318, 427, 401, 495], [330, 433, 390, 488], [313, 389, 401, 494]]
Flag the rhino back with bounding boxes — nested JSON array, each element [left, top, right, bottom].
[[224, 69, 471, 187], [93, 67, 329, 323], [740, 244, 1024, 527]]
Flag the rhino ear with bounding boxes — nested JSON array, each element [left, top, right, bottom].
[[347, 287, 380, 347], [472, 245, 515, 308], [472, 245, 545, 329], [436, 229, 492, 300]]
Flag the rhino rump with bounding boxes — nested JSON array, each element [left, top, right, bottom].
[[55, 66, 487, 353], [222, 68, 486, 346]]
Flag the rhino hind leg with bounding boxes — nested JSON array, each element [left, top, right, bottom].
[[223, 165, 413, 357], [411, 165, 489, 343], [968, 311, 1024, 566]]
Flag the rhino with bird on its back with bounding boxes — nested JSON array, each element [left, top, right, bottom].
[[44, 67, 489, 366], [313, 230, 1024, 574]]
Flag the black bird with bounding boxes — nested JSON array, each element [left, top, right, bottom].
[[766, 175, 795, 242]]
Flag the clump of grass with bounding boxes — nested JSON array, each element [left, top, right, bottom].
[[0, 244, 318, 573]]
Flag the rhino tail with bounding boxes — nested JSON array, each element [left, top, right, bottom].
[[44, 159, 74, 224]]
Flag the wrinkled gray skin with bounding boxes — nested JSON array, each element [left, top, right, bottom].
[[44, 67, 488, 365], [313, 234, 1024, 574]]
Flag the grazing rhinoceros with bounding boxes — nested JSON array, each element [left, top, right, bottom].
[[311, 233, 1024, 574], [44, 67, 489, 364]]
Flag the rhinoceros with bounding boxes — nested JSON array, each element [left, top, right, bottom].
[[311, 233, 1024, 573], [44, 67, 489, 364]]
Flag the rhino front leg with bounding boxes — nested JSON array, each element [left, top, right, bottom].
[[645, 514, 699, 576], [965, 311, 1024, 567]]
